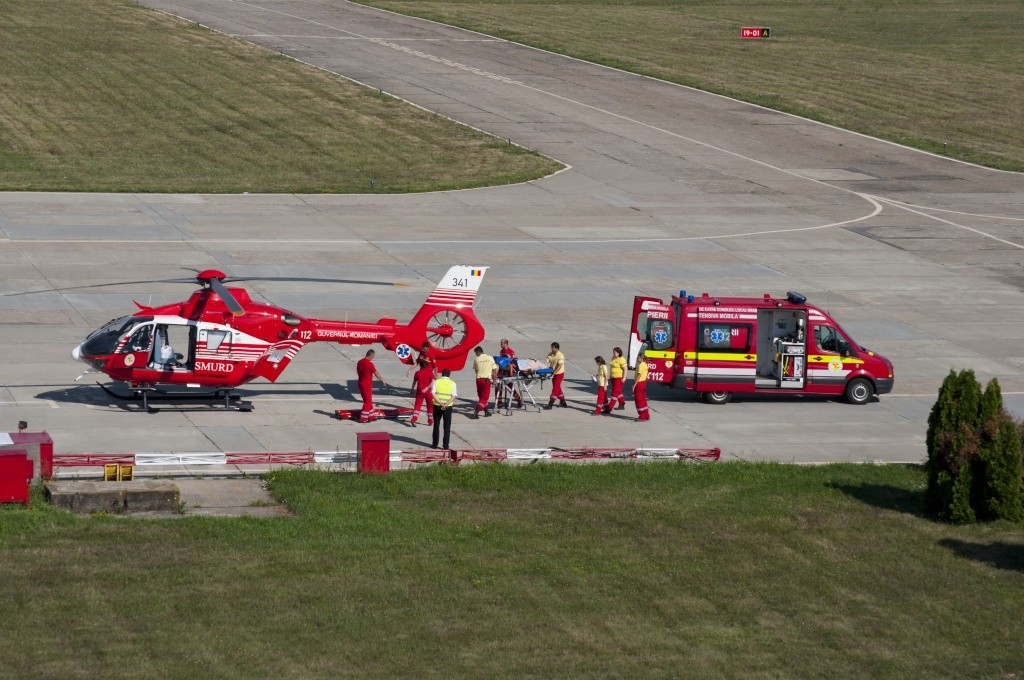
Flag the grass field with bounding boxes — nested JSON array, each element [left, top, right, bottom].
[[1, 463, 1022, 678], [0, 0, 560, 193], [361, 0, 1024, 172]]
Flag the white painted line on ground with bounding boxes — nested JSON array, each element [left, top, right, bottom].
[[0, 195, 883, 248], [237, 34, 499, 41], [874, 197, 1024, 222], [890, 392, 1024, 398], [352, 0, 1023, 176], [220, 0, 889, 207], [876, 197, 1024, 250]]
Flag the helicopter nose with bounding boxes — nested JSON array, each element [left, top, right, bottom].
[[71, 344, 82, 361]]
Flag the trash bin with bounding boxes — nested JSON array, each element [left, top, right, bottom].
[[356, 432, 390, 475], [0, 449, 33, 506]]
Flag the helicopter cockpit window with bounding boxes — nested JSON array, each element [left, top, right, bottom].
[[83, 316, 135, 344], [80, 316, 152, 357], [120, 324, 153, 354]]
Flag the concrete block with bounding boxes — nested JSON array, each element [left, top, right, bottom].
[[45, 480, 180, 514]]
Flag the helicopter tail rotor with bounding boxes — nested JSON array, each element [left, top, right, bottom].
[[384, 266, 489, 371]]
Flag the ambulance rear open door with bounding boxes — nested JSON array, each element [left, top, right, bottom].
[[628, 296, 666, 369]]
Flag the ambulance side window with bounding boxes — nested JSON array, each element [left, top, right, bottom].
[[814, 325, 851, 356], [698, 323, 751, 353], [635, 311, 649, 340]]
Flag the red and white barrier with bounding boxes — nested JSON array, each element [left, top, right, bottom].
[[52, 446, 720, 471]]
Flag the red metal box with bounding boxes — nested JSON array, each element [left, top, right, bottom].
[[0, 449, 33, 506], [1, 432, 54, 480], [356, 432, 390, 475]]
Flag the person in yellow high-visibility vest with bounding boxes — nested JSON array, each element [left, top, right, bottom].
[[431, 369, 458, 450]]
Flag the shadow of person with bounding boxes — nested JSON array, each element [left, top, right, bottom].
[[388, 433, 432, 449], [938, 539, 1024, 573], [827, 480, 924, 517], [321, 381, 356, 400]]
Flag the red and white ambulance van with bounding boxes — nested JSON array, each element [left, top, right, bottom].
[[628, 291, 893, 405]]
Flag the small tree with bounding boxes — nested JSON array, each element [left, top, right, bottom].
[[978, 379, 1024, 522], [926, 372, 1023, 523], [925, 369, 981, 522]]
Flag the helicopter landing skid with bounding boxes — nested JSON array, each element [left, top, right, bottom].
[[97, 382, 254, 413]]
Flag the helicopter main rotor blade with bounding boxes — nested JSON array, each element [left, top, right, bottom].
[[228, 276, 410, 287], [1, 278, 196, 297], [209, 276, 245, 316]]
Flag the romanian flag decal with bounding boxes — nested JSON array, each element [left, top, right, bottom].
[[470, 269, 483, 276]]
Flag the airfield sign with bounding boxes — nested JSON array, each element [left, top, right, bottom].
[[741, 27, 771, 39]]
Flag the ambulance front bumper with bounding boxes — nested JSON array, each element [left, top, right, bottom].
[[875, 378, 894, 395]]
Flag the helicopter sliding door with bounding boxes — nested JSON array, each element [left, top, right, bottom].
[[193, 325, 244, 382], [152, 323, 193, 370]]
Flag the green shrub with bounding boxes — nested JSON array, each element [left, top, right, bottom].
[[926, 372, 1023, 523]]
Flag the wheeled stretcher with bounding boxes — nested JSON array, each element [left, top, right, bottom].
[[493, 357, 552, 415]]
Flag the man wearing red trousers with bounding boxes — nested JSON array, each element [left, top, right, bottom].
[[409, 358, 434, 427], [545, 342, 567, 409], [472, 346, 497, 418], [356, 349, 387, 422], [633, 350, 650, 422]]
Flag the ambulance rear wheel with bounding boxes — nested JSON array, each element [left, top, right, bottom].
[[703, 390, 732, 405], [844, 378, 873, 405]]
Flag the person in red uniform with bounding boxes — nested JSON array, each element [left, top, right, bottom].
[[498, 338, 522, 408], [633, 350, 650, 422], [409, 358, 434, 427], [406, 341, 436, 377], [356, 349, 387, 422]]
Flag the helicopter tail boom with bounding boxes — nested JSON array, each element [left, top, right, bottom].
[[252, 266, 488, 380]]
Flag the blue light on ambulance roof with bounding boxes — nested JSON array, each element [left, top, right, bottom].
[[679, 290, 686, 300], [786, 291, 807, 304]]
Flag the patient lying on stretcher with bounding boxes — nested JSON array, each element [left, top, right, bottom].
[[496, 356, 552, 376]]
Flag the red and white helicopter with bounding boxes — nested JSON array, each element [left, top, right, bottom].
[[69, 266, 488, 409]]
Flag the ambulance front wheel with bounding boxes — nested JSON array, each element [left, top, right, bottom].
[[844, 378, 873, 405], [702, 390, 733, 405]]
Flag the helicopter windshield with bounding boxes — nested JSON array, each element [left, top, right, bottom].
[[80, 316, 153, 358], [84, 316, 136, 342]]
